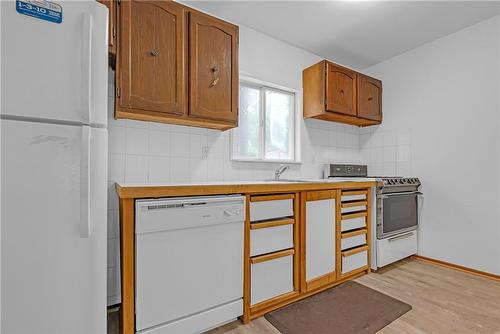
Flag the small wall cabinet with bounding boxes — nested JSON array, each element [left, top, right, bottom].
[[115, 0, 239, 130], [303, 60, 382, 127]]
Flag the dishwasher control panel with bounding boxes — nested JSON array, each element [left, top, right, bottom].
[[136, 195, 246, 234]]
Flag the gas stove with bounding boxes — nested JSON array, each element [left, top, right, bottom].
[[323, 164, 421, 193]]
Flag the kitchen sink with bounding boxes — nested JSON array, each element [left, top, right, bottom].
[[264, 178, 313, 183]]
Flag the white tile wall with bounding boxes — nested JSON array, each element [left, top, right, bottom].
[[105, 68, 410, 304], [359, 126, 413, 176]]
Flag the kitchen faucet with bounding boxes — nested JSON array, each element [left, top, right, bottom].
[[275, 165, 289, 180]]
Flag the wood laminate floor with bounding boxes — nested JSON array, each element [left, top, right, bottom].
[[206, 259, 500, 334], [108, 258, 500, 334]]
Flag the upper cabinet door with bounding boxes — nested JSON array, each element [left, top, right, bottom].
[[188, 11, 239, 123], [357, 74, 382, 121], [118, 1, 185, 115], [325, 63, 357, 116]]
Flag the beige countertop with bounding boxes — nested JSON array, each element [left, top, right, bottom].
[[115, 179, 377, 199]]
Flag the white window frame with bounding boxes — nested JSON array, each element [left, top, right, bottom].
[[231, 75, 301, 163]]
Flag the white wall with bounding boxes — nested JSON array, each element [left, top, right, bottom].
[[106, 25, 363, 304], [363, 16, 500, 275]]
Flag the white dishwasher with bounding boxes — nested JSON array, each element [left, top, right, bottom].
[[135, 195, 245, 334]]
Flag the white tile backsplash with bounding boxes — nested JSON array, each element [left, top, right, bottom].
[[125, 128, 149, 155], [149, 130, 171, 157], [148, 156, 171, 183], [189, 134, 207, 158], [359, 127, 413, 177], [170, 157, 190, 182], [108, 126, 125, 154], [170, 132, 190, 158], [124, 155, 148, 183]]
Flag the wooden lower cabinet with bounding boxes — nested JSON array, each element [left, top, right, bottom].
[[245, 193, 301, 322], [244, 188, 372, 322], [115, 182, 374, 333]]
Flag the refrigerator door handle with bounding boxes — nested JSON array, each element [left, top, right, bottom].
[[82, 13, 93, 123], [80, 125, 92, 238]]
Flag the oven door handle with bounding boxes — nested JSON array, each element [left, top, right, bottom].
[[380, 191, 423, 199], [388, 231, 415, 242]]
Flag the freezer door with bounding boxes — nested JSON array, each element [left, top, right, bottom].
[[1, 120, 107, 334], [1, 1, 108, 126]]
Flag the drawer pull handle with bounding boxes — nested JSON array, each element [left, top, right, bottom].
[[368, 97, 373, 101], [388, 232, 414, 242], [150, 49, 160, 57], [250, 218, 294, 230], [251, 249, 294, 264]]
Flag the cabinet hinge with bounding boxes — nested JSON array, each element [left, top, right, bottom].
[[112, 27, 116, 39], [116, 86, 121, 98]]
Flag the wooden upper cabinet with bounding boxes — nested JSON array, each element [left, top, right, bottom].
[[303, 60, 382, 127], [118, 0, 185, 116], [326, 63, 357, 116], [188, 12, 239, 124], [357, 74, 382, 122], [114, 1, 239, 130]]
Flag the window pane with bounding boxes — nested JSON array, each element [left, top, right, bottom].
[[232, 85, 261, 159], [264, 89, 294, 160]]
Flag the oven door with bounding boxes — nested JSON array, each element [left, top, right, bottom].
[[378, 191, 422, 239]]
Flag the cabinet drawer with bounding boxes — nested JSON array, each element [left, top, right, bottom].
[[341, 232, 367, 250], [341, 194, 367, 202], [341, 215, 367, 232], [377, 231, 417, 268], [341, 205, 367, 214], [250, 251, 294, 305], [342, 247, 368, 274], [250, 223, 294, 257], [341, 191, 367, 202], [250, 198, 293, 222]]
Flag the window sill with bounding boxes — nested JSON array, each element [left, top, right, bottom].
[[231, 158, 302, 165]]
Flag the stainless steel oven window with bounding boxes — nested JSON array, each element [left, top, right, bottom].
[[379, 192, 420, 239]]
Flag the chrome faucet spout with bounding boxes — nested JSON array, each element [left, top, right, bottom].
[[275, 165, 289, 180]]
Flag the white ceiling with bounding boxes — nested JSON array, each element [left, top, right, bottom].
[[184, 1, 500, 69]]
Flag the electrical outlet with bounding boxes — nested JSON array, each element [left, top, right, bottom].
[[202, 146, 209, 160]]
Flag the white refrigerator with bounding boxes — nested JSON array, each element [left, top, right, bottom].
[[1, 1, 108, 333]]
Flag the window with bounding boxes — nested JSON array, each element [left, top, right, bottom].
[[232, 80, 298, 162]]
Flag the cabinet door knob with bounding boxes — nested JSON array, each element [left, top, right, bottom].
[[340, 89, 344, 95], [368, 97, 373, 101], [150, 50, 160, 57]]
